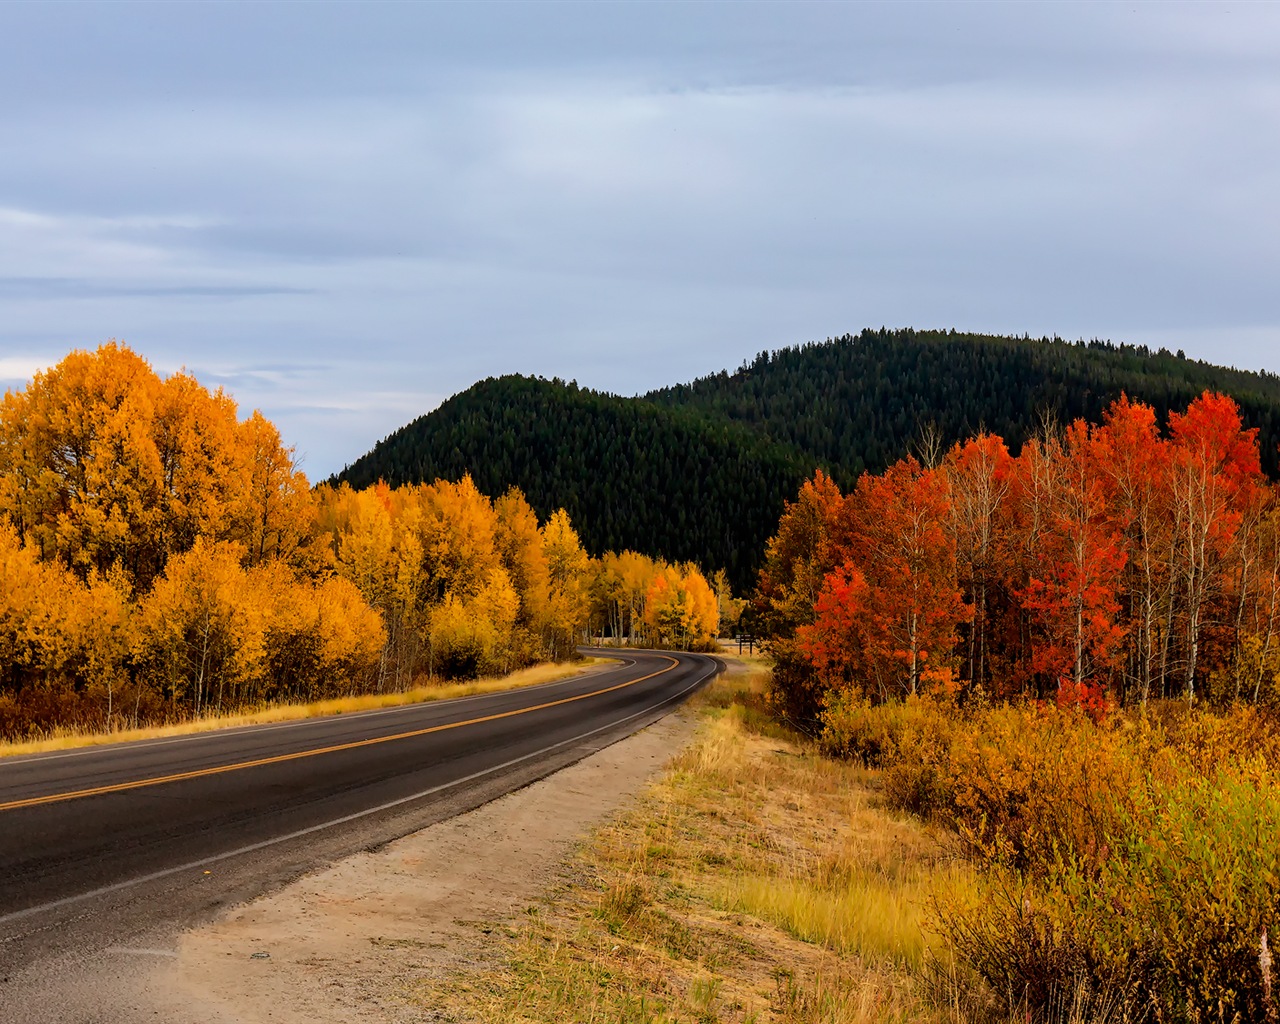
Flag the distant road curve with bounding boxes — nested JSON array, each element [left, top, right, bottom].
[[0, 648, 719, 988]]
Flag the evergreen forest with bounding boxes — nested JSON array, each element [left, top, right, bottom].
[[338, 329, 1280, 589]]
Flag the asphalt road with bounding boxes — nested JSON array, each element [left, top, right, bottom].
[[0, 649, 718, 1021]]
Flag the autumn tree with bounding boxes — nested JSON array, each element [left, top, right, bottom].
[[943, 433, 1013, 691], [1166, 393, 1262, 699], [803, 457, 969, 699], [0, 343, 309, 591], [0, 522, 83, 725], [1092, 395, 1172, 703], [493, 487, 551, 631], [712, 567, 744, 637], [640, 561, 718, 648], [135, 538, 259, 716], [1015, 421, 1127, 708], [237, 410, 312, 567], [772, 390, 1280, 712], [756, 470, 844, 721], [542, 509, 590, 658], [1238, 497, 1280, 702]]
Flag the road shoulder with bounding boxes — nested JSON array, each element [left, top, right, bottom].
[[141, 707, 700, 1023]]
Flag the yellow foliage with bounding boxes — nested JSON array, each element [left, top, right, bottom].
[[0, 342, 688, 736], [238, 410, 312, 566], [0, 343, 310, 592], [641, 561, 719, 647], [415, 475, 502, 600], [542, 508, 590, 658], [590, 550, 719, 649], [493, 486, 550, 625], [134, 537, 259, 714]]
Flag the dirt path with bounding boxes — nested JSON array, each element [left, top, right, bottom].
[[139, 708, 700, 1023]]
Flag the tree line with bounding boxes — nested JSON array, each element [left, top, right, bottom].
[[338, 330, 1280, 595], [336, 373, 809, 592], [0, 344, 722, 739], [758, 390, 1280, 722], [649, 327, 1280, 480]]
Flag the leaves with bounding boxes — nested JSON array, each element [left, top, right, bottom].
[[769, 390, 1277, 708], [1, 343, 699, 738]]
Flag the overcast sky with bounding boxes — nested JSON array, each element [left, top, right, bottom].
[[2, 2, 1278, 477]]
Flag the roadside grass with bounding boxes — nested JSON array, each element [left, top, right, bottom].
[[0, 658, 613, 759], [413, 664, 981, 1023]]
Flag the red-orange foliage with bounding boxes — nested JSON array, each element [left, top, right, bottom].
[[1015, 420, 1127, 703], [768, 391, 1280, 707], [800, 458, 970, 699]]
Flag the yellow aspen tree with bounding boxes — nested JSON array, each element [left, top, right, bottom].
[[416, 475, 501, 602], [541, 508, 590, 659], [135, 538, 261, 716], [333, 486, 399, 608], [618, 550, 657, 644], [680, 564, 720, 645], [0, 344, 166, 578], [493, 486, 551, 628], [644, 562, 690, 646], [152, 370, 245, 562], [64, 564, 135, 727], [0, 522, 76, 695], [236, 410, 312, 566], [590, 553, 627, 643], [471, 565, 521, 672], [313, 574, 387, 691], [711, 568, 743, 638]]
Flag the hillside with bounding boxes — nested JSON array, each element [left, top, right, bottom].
[[335, 375, 811, 589], [336, 329, 1280, 588], [647, 328, 1280, 479]]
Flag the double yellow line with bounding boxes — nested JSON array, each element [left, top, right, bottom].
[[0, 656, 677, 814]]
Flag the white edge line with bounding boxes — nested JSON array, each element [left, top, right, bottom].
[[0, 656, 716, 930], [0, 656, 638, 768]]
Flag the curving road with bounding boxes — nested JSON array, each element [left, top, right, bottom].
[[0, 649, 718, 1021]]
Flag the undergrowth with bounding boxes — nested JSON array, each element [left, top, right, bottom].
[[822, 691, 1280, 1023]]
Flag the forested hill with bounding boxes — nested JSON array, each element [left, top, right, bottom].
[[646, 328, 1280, 479], [335, 375, 812, 589], [336, 330, 1280, 589]]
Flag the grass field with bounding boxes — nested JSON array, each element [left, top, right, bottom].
[[412, 663, 979, 1023], [0, 658, 613, 760]]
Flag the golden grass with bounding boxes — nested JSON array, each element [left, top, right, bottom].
[[412, 662, 979, 1024], [0, 658, 613, 760], [716, 639, 774, 671]]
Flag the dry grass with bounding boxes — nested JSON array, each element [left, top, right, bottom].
[[716, 639, 774, 670], [412, 663, 979, 1024], [0, 658, 613, 760]]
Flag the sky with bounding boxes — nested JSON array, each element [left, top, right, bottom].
[[2, 2, 1278, 478]]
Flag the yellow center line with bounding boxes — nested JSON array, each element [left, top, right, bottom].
[[0, 656, 679, 814]]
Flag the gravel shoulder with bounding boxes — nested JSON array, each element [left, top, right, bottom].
[[140, 707, 700, 1023]]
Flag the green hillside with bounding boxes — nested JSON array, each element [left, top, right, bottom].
[[335, 375, 811, 589], [647, 328, 1280, 479], [336, 329, 1280, 589]]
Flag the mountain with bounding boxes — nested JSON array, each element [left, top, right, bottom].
[[335, 329, 1280, 589], [646, 328, 1280, 479], [334, 374, 811, 589]]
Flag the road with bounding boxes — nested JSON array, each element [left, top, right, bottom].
[[0, 649, 718, 1022]]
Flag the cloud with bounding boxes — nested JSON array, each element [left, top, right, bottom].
[[0, 356, 53, 384], [1, 3, 1278, 476], [0, 277, 313, 299]]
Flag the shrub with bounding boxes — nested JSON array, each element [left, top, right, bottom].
[[819, 693, 1280, 1021], [820, 692, 957, 818]]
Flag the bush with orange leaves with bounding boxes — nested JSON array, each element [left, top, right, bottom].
[[823, 695, 1280, 1022]]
